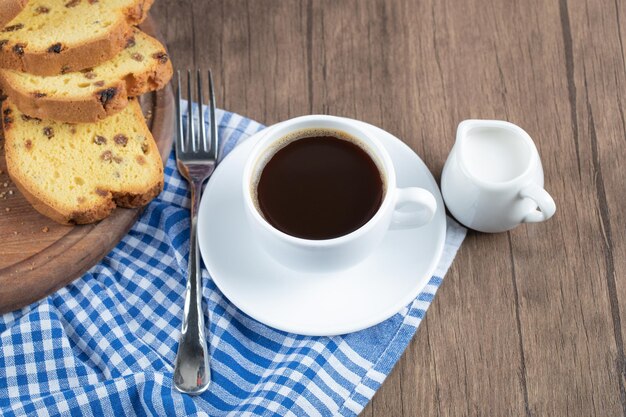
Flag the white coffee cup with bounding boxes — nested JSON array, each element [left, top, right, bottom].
[[441, 119, 556, 233], [242, 115, 437, 272]]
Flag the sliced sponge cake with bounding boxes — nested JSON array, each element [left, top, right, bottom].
[[3, 97, 164, 224], [0, 29, 173, 123], [0, 0, 153, 76]]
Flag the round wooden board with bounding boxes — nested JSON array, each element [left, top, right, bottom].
[[0, 17, 175, 314]]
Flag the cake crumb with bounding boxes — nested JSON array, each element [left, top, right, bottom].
[[5, 207, 10, 212], [8, 190, 12, 195], [41, 226, 49, 233]]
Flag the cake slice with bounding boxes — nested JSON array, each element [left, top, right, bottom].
[[0, 0, 153, 76], [3, 97, 164, 224], [0, 29, 172, 123], [0, 0, 27, 28]]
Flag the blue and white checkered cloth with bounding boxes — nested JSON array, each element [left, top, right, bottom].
[[0, 102, 466, 416]]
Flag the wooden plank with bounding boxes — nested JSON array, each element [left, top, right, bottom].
[[562, 0, 626, 413], [500, 0, 624, 414]]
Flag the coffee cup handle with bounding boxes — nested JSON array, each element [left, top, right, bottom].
[[390, 187, 437, 229], [520, 184, 556, 223]]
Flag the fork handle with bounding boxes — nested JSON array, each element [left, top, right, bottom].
[[173, 180, 211, 395]]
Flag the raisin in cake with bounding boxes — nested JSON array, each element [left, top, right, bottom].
[[3, 97, 164, 224], [0, 0, 153, 76], [0, 29, 172, 123]]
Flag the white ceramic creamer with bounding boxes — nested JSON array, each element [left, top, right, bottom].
[[441, 120, 556, 233]]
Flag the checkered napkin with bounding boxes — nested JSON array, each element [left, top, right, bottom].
[[0, 102, 466, 417]]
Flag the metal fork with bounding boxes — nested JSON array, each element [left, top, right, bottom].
[[173, 69, 218, 395]]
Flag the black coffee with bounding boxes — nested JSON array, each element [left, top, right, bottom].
[[256, 131, 384, 240]]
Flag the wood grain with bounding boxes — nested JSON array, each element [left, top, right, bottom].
[[0, 17, 175, 314], [150, 0, 626, 415]]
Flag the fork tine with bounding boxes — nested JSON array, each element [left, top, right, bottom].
[[197, 69, 208, 153], [175, 70, 184, 155], [208, 69, 218, 159], [186, 70, 195, 152]]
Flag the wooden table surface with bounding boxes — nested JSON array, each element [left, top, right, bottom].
[[152, 1, 626, 415]]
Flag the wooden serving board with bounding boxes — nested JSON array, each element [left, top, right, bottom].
[[0, 17, 175, 314]]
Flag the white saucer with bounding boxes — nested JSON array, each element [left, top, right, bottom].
[[197, 119, 447, 336]]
